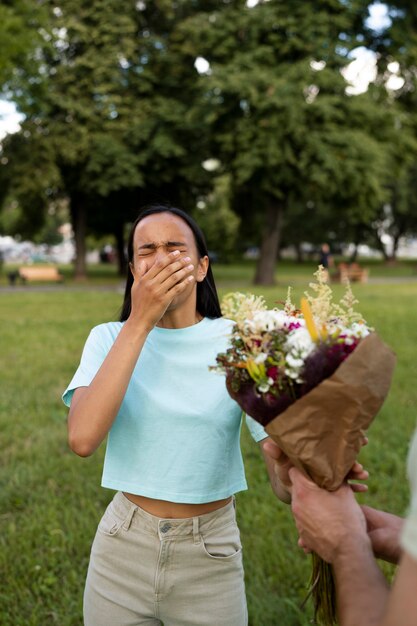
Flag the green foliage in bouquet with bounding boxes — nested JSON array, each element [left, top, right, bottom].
[[214, 267, 370, 427]]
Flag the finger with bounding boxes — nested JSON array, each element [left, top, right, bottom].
[[163, 262, 196, 292], [288, 466, 317, 489], [361, 505, 389, 528], [166, 273, 196, 297], [347, 469, 369, 481], [145, 250, 184, 280], [262, 440, 286, 461], [148, 256, 195, 291], [347, 462, 369, 481], [136, 260, 149, 279], [350, 482, 368, 493]]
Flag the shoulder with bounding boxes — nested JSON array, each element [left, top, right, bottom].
[[206, 316, 235, 330], [202, 316, 235, 336], [87, 321, 124, 346], [200, 317, 235, 352]]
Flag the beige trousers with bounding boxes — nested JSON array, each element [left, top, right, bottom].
[[84, 492, 248, 626]]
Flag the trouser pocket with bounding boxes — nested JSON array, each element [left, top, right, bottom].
[[200, 520, 242, 560], [96, 499, 136, 537]]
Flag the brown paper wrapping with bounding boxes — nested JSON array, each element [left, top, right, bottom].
[[265, 333, 396, 490]]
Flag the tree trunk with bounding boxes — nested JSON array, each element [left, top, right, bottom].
[[115, 222, 127, 277], [254, 198, 284, 285], [70, 197, 87, 279], [373, 233, 389, 262], [294, 242, 304, 263], [388, 234, 400, 263], [349, 243, 359, 263]]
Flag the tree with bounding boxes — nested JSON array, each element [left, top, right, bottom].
[[359, 1, 417, 260], [192, 174, 240, 263], [0, 129, 61, 240], [177, 0, 394, 283], [0, 1, 46, 87], [1, 0, 215, 277]]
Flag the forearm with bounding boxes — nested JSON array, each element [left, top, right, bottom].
[[68, 319, 149, 456], [381, 553, 417, 626], [333, 537, 390, 626]]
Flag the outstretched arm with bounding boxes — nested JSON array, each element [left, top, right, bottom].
[[381, 552, 417, 626], [290, 467, 389, 626]]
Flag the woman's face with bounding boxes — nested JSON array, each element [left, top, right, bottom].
[[131, 212, 208, 312]]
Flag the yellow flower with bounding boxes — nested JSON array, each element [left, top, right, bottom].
[[301, 297, 320, 342], [246, 358, 266, 383]]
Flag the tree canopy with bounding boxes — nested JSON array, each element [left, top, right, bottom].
[[1, 0, 417, 280]]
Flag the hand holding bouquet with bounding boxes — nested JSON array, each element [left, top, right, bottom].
[[212, 267, 396, 624]]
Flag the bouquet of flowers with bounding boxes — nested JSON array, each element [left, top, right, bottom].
[[212, 267, 396, 625]]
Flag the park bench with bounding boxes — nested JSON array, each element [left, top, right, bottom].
[[334, 262, 369, 283], [8, 266, 64, 285]]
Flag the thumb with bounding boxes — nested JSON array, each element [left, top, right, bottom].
[[262, 439, 285, 461], [131, 260, 148, 281], [289, 466, 316, 489], [138, 261, 148, 278], [361, 505, 385, 530]]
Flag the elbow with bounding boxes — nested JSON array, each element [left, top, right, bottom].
[[68, 432, 96, 457]]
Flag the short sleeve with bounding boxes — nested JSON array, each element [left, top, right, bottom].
[[245, 414, 268, 442], [400, 429, 417, 561], [62, 327, 108, 407]]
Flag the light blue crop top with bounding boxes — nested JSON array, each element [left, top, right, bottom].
[[62, 317, 267, 503]]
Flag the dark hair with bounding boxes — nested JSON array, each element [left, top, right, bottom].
[[119, 204, 222, 321]]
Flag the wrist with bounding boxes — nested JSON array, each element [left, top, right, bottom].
[[123, 317, 152, 341], [333, 532, 373, 567]]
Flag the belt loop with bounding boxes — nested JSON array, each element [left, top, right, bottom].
[[193, 516, 200, 545], [123, 504, 137, 531]]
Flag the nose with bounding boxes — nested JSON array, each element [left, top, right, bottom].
[[155, 246, 170, 263]]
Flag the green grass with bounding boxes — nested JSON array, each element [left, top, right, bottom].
[[1, 255, 417, 288], [1, 272, 417, 625]]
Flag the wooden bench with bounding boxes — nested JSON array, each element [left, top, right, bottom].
[[18, 266, 64, 283], [334, 263, 369, 283]]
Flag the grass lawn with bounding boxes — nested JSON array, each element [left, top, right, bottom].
[[1, 267, 417, 625]]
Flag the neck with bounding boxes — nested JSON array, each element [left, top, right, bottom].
[[157, 309, 203, 329]]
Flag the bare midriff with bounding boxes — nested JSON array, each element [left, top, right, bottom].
[[123, 493, 232, 519]]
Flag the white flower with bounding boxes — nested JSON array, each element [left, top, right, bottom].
[[283, 327, 315, 381], [285, 327, 315, 357], [285, 354, 305, 369], [244, 310, 284, 333], [330, 322, 371, 341], [254, 353, 267, 364], [349, 323, 370, 338], [285, 368, 301, 380], [258, 383, 270, 393]]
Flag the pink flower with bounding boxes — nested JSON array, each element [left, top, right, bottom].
[[266, 366, 279, 381]]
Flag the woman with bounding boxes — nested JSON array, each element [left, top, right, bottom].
[[62, 205, 279, 626]]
